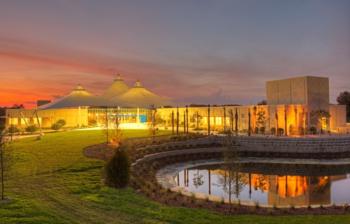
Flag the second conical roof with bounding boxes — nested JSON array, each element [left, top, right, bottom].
[[115, 81, 172, 108], [102, 74, 129, 99]]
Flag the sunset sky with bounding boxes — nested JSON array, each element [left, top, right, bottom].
[[0, 0, 349, 108]]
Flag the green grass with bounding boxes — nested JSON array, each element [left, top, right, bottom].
[[1, 129, 350, 224]]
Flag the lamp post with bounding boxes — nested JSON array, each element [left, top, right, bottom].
[[248, 108, 251, 136], [207, 104, 211, 135], [185, 105, 189, 134], [235, 108, 238, 136], [223, 106, 226, 132], [176, 106, 179, 135], [171, 110, 174, 135], [105, 107, 109, 143], [284, 105, 288, 136]]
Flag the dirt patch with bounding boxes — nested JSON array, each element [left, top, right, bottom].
[[83, 143, 115, 161]]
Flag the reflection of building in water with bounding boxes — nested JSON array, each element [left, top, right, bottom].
[[179, 167, 347, 206], [268, 176, 330, 206]]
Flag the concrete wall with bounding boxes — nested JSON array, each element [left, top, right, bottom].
[[329, 104, 347, 132], [266, 76, 329, 111]]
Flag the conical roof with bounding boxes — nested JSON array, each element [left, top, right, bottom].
[[102, 74, 129, 99], [40, 85, 119, 109], [115, 81, 172, 108]]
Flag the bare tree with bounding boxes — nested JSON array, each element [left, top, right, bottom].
[[223, 132, 242, 209], [0, 128, 13, 201]]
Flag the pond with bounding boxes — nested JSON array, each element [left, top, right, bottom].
[[160, 159, 350, 207]]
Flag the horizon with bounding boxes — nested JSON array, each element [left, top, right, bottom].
[[0, 0, 349, 108]]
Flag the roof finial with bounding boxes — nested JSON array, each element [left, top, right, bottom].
[[115, 73, 123, 81], [135, 80, 142, 87], [75, 84, 84, 90]]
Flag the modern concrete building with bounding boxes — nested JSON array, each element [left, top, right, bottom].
[[266, 76, 330, 111]]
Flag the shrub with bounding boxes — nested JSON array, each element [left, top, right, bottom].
[[309, 126, 317, 135], [51, 119, 66, 130], [270, 127, 276, 135], [277, 128, 284, 136], [25, 125, 38, 133], [254, 127, 259, 134], [104, 144, 130, 188], [8, 125, 19, 134], [259, 127, 265, 134]]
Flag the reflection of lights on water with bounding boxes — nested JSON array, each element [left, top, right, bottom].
[[177, 166, 347, 206]]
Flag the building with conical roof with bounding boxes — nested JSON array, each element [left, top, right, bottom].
[[40, 85, 115, 109], [4, 75, 349, 133], [102, 74, 129, 100], [116, 80, 171, 108]]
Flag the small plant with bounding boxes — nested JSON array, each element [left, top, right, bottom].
[[259, 126, 265, 134], [221, 197, 225, 204], [104, 144, 130, 188], [25, 125, 38, 133], [255, 201, 260, 209], [277, 128, 284, 136], [270, 127, 276, 135], [51, 119, 66, 130], [8, 125, 19, 134], [273, 204, 278, 210], [309, 126, 317, 135]]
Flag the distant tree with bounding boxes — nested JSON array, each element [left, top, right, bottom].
[[104, 144, 130, 188], [257, 100, 267, 105], [11, 104, 24, 109], [337, 91, 350, 122]]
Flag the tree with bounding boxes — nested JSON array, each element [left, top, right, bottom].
[[104, 144, 130, 188], [337, 91, 350, 122], [0, 127, 4, 200], [310, 110, 331, 134], [257, 100, 267, 105], [223, 132, 243, 209], [1, 124, 13, 200], [255, 109, 267, 134]]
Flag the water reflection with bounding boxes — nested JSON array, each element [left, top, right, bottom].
[[176, 163, 350, 206]]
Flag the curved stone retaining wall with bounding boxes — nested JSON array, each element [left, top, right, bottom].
[[232, 136, 350, 153]]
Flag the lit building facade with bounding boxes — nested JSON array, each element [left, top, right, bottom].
[[4, 75, 349, 134]]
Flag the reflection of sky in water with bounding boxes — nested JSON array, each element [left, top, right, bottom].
[[176, 166, 350, 206], [331, 174, 350, 204]]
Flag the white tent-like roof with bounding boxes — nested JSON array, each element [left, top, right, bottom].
[[40, 85, 120, 109], [102, 74, 129, 99], [115, 81, 172, 108]]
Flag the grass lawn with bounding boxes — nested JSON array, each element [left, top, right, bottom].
[[1, 129, 350, 224]]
